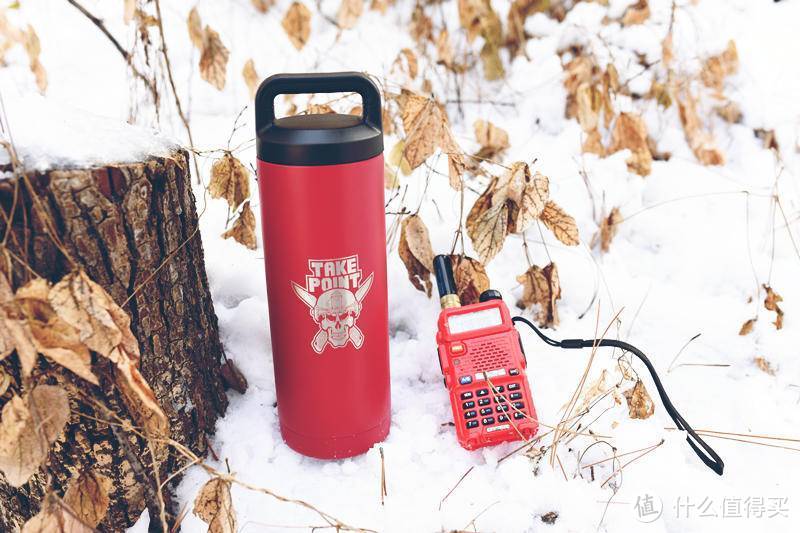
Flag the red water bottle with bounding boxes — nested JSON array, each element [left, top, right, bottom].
[[255, 72, 390, 459]]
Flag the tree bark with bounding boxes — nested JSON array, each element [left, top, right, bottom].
[[0, 149, 229, 531]]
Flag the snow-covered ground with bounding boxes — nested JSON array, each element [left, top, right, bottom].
[[3, 0, 800, 531]]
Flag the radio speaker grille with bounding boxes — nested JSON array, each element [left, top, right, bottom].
[[470, 337, 511, 372]]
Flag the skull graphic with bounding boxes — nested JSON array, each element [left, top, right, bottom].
[[292, 273, 373, 354], [315, 289, 360, 347]]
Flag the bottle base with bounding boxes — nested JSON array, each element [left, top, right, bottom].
[[280, 416, 391, 459]]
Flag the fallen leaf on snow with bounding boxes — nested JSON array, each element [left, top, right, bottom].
[[598, 207, 622, 253], [622, 0, 649, 26], [194, 478, 237, 533], [753, 356, 776, 376], [609, 112, 652, 176], [763, 284, 784, 330], [623, 379, 654, 419], [738, 317, 756, 336]]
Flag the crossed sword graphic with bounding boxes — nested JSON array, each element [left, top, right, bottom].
[[292, 273, 373, 353]]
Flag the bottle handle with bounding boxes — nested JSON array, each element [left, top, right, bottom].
[[255, 72, 382, 133]]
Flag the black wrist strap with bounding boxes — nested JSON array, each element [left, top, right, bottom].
[[512, 316, 724, 475]]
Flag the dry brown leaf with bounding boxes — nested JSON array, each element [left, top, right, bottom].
[[582, 130, 605, 156], [21, 26, 46, 92], [623, 379, 654, 419], [516, 262, 560, 327], [466, 178, 510, 264], [370, 0, 391, 14], [242, 59, 259, 100], [251, 0, 274, 13], [598, 206, 622, 253], [540, 201, 579, 246], [755, 128, 780, 153], [306, 103, 336, 114], [21, 493, 93, 533], [0, 272, 38, 376], [48, 271, 167, 428], [621, 0, 649, 26], [458, 0, 502, 45], [763, 284, 784, 330], [738, 317, 756, 336], [209, 153, 250, 210], [450, 255, 490, 306], [63, 470, 112, 528], [609, 112, 652, 176], [222, 202, 257, 250], [386, 140, 412, 177], [396, 48, 418, 80], [337, 0, 363, 29], [576, 83, 601, 133], [384, 161, 400, 189], [753, 356, 776, 376], [446, 144, 467, 190], [398, 215, 435, 297], [0, 385, 70, 487], [480, 43, 505, 80], [187, 7, 203, 50], [397, 91, 461, 175], [194, 478, 236, 533], [474, 119, 509, 160], [675, 86, 725, 165], [409, 5, 433, 46], [15, 278, 98, 385], [283, 2, 311, 50], [199, 26, 229, 91], [701, 40, 738, 91], [515, 170, 549, 233], [506, 0, 546, 58], [714, 101, 742, 124]]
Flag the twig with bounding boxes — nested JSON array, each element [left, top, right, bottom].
[[152, 0, 202, 182], [64, 0, 159, 106]]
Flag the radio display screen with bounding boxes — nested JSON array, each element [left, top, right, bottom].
[[447, 307, 502, 334]]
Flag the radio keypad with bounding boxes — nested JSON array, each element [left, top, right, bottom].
[[457, 379, 529, 431]]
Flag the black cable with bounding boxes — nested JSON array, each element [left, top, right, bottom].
[[512, 316, 724, 476]]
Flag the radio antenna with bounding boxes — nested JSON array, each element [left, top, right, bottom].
[[433, 255, 461, 309]]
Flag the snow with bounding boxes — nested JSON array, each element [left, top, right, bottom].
[[4, 0, 800, 532], [0, 90, 179, 172]]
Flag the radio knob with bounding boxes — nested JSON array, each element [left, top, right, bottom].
[[479, 289, 502, 302]]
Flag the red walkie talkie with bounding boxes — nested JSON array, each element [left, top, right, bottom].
[[433, 256, 539, 450]]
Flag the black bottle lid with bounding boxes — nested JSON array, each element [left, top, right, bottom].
[[479, 289, 502, 302], [255, 72, 383, 166]]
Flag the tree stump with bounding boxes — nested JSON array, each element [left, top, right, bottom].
[[0, 145, 229, 530]]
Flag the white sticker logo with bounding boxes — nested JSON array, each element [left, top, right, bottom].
[[291, 255, 373, 354]]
